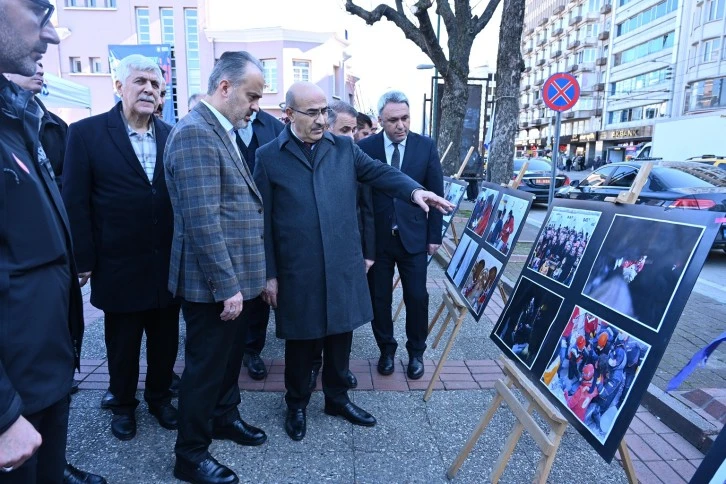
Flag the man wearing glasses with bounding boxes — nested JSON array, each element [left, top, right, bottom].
[[253, 82, 454, 441], [0, 0, 85, 481]]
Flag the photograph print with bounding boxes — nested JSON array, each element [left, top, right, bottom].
[[442, 177, 468, 228], [583, 215, 705, 332], [528, 207, 602, 287], [493, 276, 564, 368], [485, 194, 530, 255], [459, 247, 503, 319], [467, 187, 500, 238], [541, 305, 651, 443], [446, 233, 479, 288]]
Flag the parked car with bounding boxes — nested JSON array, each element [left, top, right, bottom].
[[556, 161, 726, 250], [686, 155, 726, 170], [512, 158, 570, 204]]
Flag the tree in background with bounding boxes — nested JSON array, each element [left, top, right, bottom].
[[345, 0, 500, 176]]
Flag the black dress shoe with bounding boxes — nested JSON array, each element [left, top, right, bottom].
[[100, 390, 118, 409], [407, 356, 424, 380], [212, 418, 267, 446], [324, 401, 376, 427], [63, 463, 107, 484], [111, 414, 136, 441], [149, 402, 178, 430], [308, 365, 321, 392], [173, 455, 238, 484], [70, 379, 80, 395], [284, 408, 306, 441], [243, 353, 268, 381], [170, 372, 181, 397], [377, 354, 395, 376], [346, 370, 358, 389]]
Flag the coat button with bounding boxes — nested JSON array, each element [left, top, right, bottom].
[[153, 218, 158, 224], [152, 188, 157, 195], [258, 208, 263, 214], [260, 234, 264, 239]]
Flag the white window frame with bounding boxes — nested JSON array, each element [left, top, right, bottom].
[[292, 60, 311, 83]]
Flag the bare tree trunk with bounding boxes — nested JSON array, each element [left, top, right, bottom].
[[438, 71, 469, 176], [488, 0, 525, 185]]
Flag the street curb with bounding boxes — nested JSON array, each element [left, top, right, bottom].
[[641, 384, 720, 454]]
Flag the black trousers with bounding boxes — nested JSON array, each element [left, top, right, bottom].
[[175, 297, 259, 463], [285, 332, 352, 410], [241, 296, 270, 356], [104, 305, 180, 415], [0, 396, 69, 484], [369, 233, 429, 357]]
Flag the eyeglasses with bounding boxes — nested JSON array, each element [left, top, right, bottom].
[[28, 0, 55, 28], [289, 106, 330, 119]]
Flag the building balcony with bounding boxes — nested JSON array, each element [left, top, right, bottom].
[[536, 58, 546, 66], [524, 46, 533, 54], [568, 63, 579, 72], [569, 15, 582, 26], [568, 39, 581, 50], [535, 77, 545, 85], [595, 108, 603, 116], [523, 66, 532, 73], [600, 3, 612, 14], [537, 38, 547, 46], [554, 4, 565, 14], [523, 84, 531, 91], [585, 11, 600, 21], [582, 36, 597, 46], [523, 103, 531, 109], [595, 57, 607, 66], [533, 118, 546, 125], [551, 49, 563, 59], [598, 30, 610, 41], [538, 17, 549, 27], [520, 121, 529, 128], [552, 27, 564, 37], [535, 98, 544, 105], [564, 112, 575, 119], [526, 27, 535, 36], [593, 82, 605, 91], [579, 62, 595, 72]]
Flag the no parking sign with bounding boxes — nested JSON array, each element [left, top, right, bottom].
[[543, 73, 580, 112]]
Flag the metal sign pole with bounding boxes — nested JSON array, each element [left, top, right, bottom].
[[549, 111, 562, 205]]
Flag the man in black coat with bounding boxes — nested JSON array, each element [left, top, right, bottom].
[[62, 54, 180, 442], [358, 90, 444, 380], [234, 108, 284, 381], [254, 82, 453, 442], [0, 2, 83, 480]]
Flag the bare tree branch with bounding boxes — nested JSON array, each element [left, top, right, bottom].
[[472, 0, 502, 34], [435, 0, 457, 40]]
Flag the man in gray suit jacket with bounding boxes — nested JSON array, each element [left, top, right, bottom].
[[164, 51, 267, 484]]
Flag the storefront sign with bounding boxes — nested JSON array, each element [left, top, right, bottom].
[[599, 126, 653, 141], [571, 132, 597, 142]]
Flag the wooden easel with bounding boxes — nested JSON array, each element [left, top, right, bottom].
[[445, 164, 653, 483], [422, 162, 527, 401]]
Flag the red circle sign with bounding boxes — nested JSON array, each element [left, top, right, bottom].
[[542, 73, 580, 112]]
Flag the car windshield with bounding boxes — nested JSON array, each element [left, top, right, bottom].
[[514, 159, 551, 171], [653, 164, 726, 188]]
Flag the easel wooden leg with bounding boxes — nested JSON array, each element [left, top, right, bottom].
[[490, 401, 535, 483], [432, 313, 452, 349], [533, 423, 567, 484], [618, 439, 638, 484], [393, 298, 405, 321], [427, 299, 446, 334], [424, 310, 467, 401], [450, 221, 460, 246], [446, 384, 508, 479]]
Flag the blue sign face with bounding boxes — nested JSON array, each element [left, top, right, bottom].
[[543, 73, 580, 112]]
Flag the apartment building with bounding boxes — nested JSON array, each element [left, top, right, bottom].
[[518, 0, 613, 160], [43, 0, 356, 122]]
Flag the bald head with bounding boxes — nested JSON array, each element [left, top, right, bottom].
[[285, 82, 329, 143]]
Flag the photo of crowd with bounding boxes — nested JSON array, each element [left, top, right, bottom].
[[459, 248, 503, 317], [528, 207, 602, 287], [582, 215, 704, 332], [467, 188, 500, 237], [493, 277, 564, 368], [447, 234, 479, 287], [442, 178, 468, 227], [541, 306, 650, 443], [485, 194, 529, 255]]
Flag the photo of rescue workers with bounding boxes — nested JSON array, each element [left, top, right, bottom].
[[527, 207, 602, 288], [582, 215, 704, 332], [442, 177, 468, 228], [493, 277, 564, 368], [541, 306, 651, 443], [485, 194, 530, 255], [467, 187, 500, 237], [459, 247, 503, 318], [447, 233, 479, 288]]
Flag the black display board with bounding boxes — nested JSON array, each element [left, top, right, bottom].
[[490, 198, 722, 461], [429, 177, 468, 265], [445, 182, 533, 321]]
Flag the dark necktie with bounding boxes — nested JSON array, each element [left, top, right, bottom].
[[391, 143, 400, 170], [301, 141, 315, 163], [235, 130, 246, 153]]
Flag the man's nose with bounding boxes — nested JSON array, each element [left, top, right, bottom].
[[41, 22, 60, 45]]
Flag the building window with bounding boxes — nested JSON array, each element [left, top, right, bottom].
[[135, 7, 150, 44], [613, 31, 675, 66], [90, 57, 103, 73], [293, 60, 310, 82], [684, 77, 726, 112], [610, 67, 671, 94], [70, 57, 82, 73], [617, 0, 678, 37], [184, 8, 201, 97], [705, 0, 725, 22], [261, 59, 277, 93], [692, 5, 702, 30], [160, 8, 175, 45], [608, 102, 666, 123], [585, 23, 599, 38], [689, 43, 698, 68], [65, 0, 116, 6], [577, 48, 597, 63], [702, 38, 722, 62]]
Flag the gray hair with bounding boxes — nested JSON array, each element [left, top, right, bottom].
[[207, 51, 263, 95], [328, 100, 358, 127], [377, 90, 409, 116], [188, 93, 202, 108], [115, 54, 162, 86]]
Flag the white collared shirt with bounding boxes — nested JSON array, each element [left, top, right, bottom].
[[201, 100, 241, 159], [236, 111, 257, 146], [383, 131, 407, 169]]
